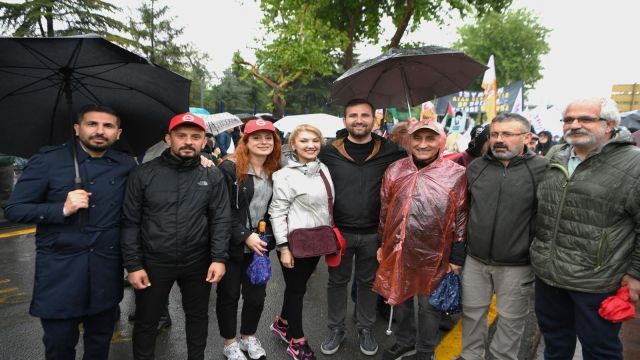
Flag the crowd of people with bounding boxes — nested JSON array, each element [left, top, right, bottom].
[[3, 95, 640, 360]]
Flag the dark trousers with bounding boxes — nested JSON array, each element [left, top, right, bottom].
[[327, 232, 380, 331], [535, 277, 623, 360], [40, 306, 118, 360], [216, 253, 267, 339], [279, 254, 320, 339], [132, 258, 212, 360]]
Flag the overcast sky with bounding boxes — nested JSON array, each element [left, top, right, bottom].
[[107, 0, 640, 107]]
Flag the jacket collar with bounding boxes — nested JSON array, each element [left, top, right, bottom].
[[551, 126, 635, 165], [483, 146, 536, 167], [70, 140, 122, 164], [160, 148, 200, 169], [331, 134, 382, 163]]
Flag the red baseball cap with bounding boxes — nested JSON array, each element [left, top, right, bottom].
[[244, 119, 276, 134], [168, 112, 206, 132]]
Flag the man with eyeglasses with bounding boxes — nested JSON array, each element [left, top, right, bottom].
[[530, 97, 640, 359], [457, 113, 547, 360]]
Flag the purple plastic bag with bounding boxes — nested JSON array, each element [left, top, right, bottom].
[[246, 234, 272, 285]]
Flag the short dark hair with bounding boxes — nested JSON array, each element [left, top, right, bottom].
[[491, 112, 530, 131], [344, 98, 375, 117], [77, 104, 121, 126]]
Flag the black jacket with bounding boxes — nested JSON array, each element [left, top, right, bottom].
[[218, 160, 275, 262], [120, 150, 232, 272], [319, 134, 406, 233], [466, 147, 548, 265]]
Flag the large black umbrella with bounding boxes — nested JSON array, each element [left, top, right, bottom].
[[0, 34, 191, 161], [621, 110, 640, 131], [330, 46, 487, 110]]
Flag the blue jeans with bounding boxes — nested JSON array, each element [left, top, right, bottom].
[[535, 277, 622, 360]]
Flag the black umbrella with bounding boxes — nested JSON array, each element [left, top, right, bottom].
[[621, 110, 640, 131], [0, 34, 191, 187], [330, 46, 487, 111]]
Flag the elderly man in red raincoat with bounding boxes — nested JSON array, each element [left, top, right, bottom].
[[374, 119, 468, 360]]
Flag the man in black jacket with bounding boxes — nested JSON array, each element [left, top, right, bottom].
[[318, 99, 406, 356], [121, 113, 232, 360], [458, 113, 547, 360]]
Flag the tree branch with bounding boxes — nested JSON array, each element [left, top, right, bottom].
[[389, 0, 416, 49]]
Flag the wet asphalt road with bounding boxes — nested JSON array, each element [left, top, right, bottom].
[[0, 230, 407, 360], [0, 229, 541, 360]]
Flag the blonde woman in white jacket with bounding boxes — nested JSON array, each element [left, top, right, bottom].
[[268, 124, 334, 360]]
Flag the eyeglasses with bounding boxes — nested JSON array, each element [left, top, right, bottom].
[[489, 132, 527, 139], [560, 116, 606, 124]]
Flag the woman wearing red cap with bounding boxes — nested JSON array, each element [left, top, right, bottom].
[[268, 124, 335, 360], [216, 119, 281, 360]]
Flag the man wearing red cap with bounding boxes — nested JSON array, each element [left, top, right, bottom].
[[121, 112, 232, 360]]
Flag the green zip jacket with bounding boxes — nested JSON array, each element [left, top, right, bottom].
[[530, 127, 640, 292]]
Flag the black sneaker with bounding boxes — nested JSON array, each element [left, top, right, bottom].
[[358, 328, 378, 356], [415, 351, 435, 360], [381, 343, 416, 360], [320, 329, 345, 355]]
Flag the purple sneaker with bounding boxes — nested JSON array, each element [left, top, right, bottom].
[[287, 340, 316, 360], [270, 316, 290, 343]]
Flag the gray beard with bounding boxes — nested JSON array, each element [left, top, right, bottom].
[[492, 148, 518, 160]]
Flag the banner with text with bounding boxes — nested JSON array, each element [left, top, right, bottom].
[[435, 80, 524, 116]]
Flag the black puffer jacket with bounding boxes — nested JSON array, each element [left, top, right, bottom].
[[319, 133, 406, 233], [531, 128, 640, 292], [466, 148, 548, 265], [120, 150, 232, 272]]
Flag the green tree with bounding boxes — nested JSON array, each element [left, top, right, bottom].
[[128, 0, 186, 72], [453, 8, 550, 93], [385, 0, 512, 49], [0, 0, 129, 44], [266, 0, 513, 70], [127, 0, 213, 108], [234, 2, 346, 118], [210, 67, 271, 114]]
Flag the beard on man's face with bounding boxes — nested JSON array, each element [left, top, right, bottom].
[[173, 145, 200, 160], [79, 134, 111, 152]]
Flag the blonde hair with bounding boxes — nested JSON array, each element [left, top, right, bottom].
[[288, 124, 324, 149]]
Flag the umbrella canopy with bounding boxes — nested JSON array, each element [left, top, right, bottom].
[[0, 34, 191, 159], [274, 113, 344, 138], [331, 46, 487, 109], [189, 107, 210, 115], [621, 110, 640, 131], [235, 113, 259, 123], [201, 112, 243, 135]]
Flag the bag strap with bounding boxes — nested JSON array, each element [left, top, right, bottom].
[[319, 170, 335, 227]]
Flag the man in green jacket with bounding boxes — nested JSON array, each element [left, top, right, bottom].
[[530, 97, 640, 360]]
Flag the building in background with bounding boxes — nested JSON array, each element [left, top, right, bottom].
[[612, 83, 640, 111]]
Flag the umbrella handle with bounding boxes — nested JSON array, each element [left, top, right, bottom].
[[386, 305, 394, 335]]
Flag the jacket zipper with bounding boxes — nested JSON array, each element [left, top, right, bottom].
[[596, 231, 608, 269], [548, 163, 570, 269], [234, 181, 240, 209], [487, 166, 506, 263]]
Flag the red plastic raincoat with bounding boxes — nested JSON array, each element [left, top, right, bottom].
[[373, 125, 468, 305]]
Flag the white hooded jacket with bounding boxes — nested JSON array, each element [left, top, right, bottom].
[[269, 158, 335, 248]]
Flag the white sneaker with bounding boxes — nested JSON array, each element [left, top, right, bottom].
[[239, 336, 267, 359], [223, 342, 248, 360]]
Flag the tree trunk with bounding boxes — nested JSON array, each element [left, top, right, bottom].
[[45, 1, 54, 37], [342, 10, 360, 70], [271, 90, 286, 119], [389, 0, 416, 49]]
